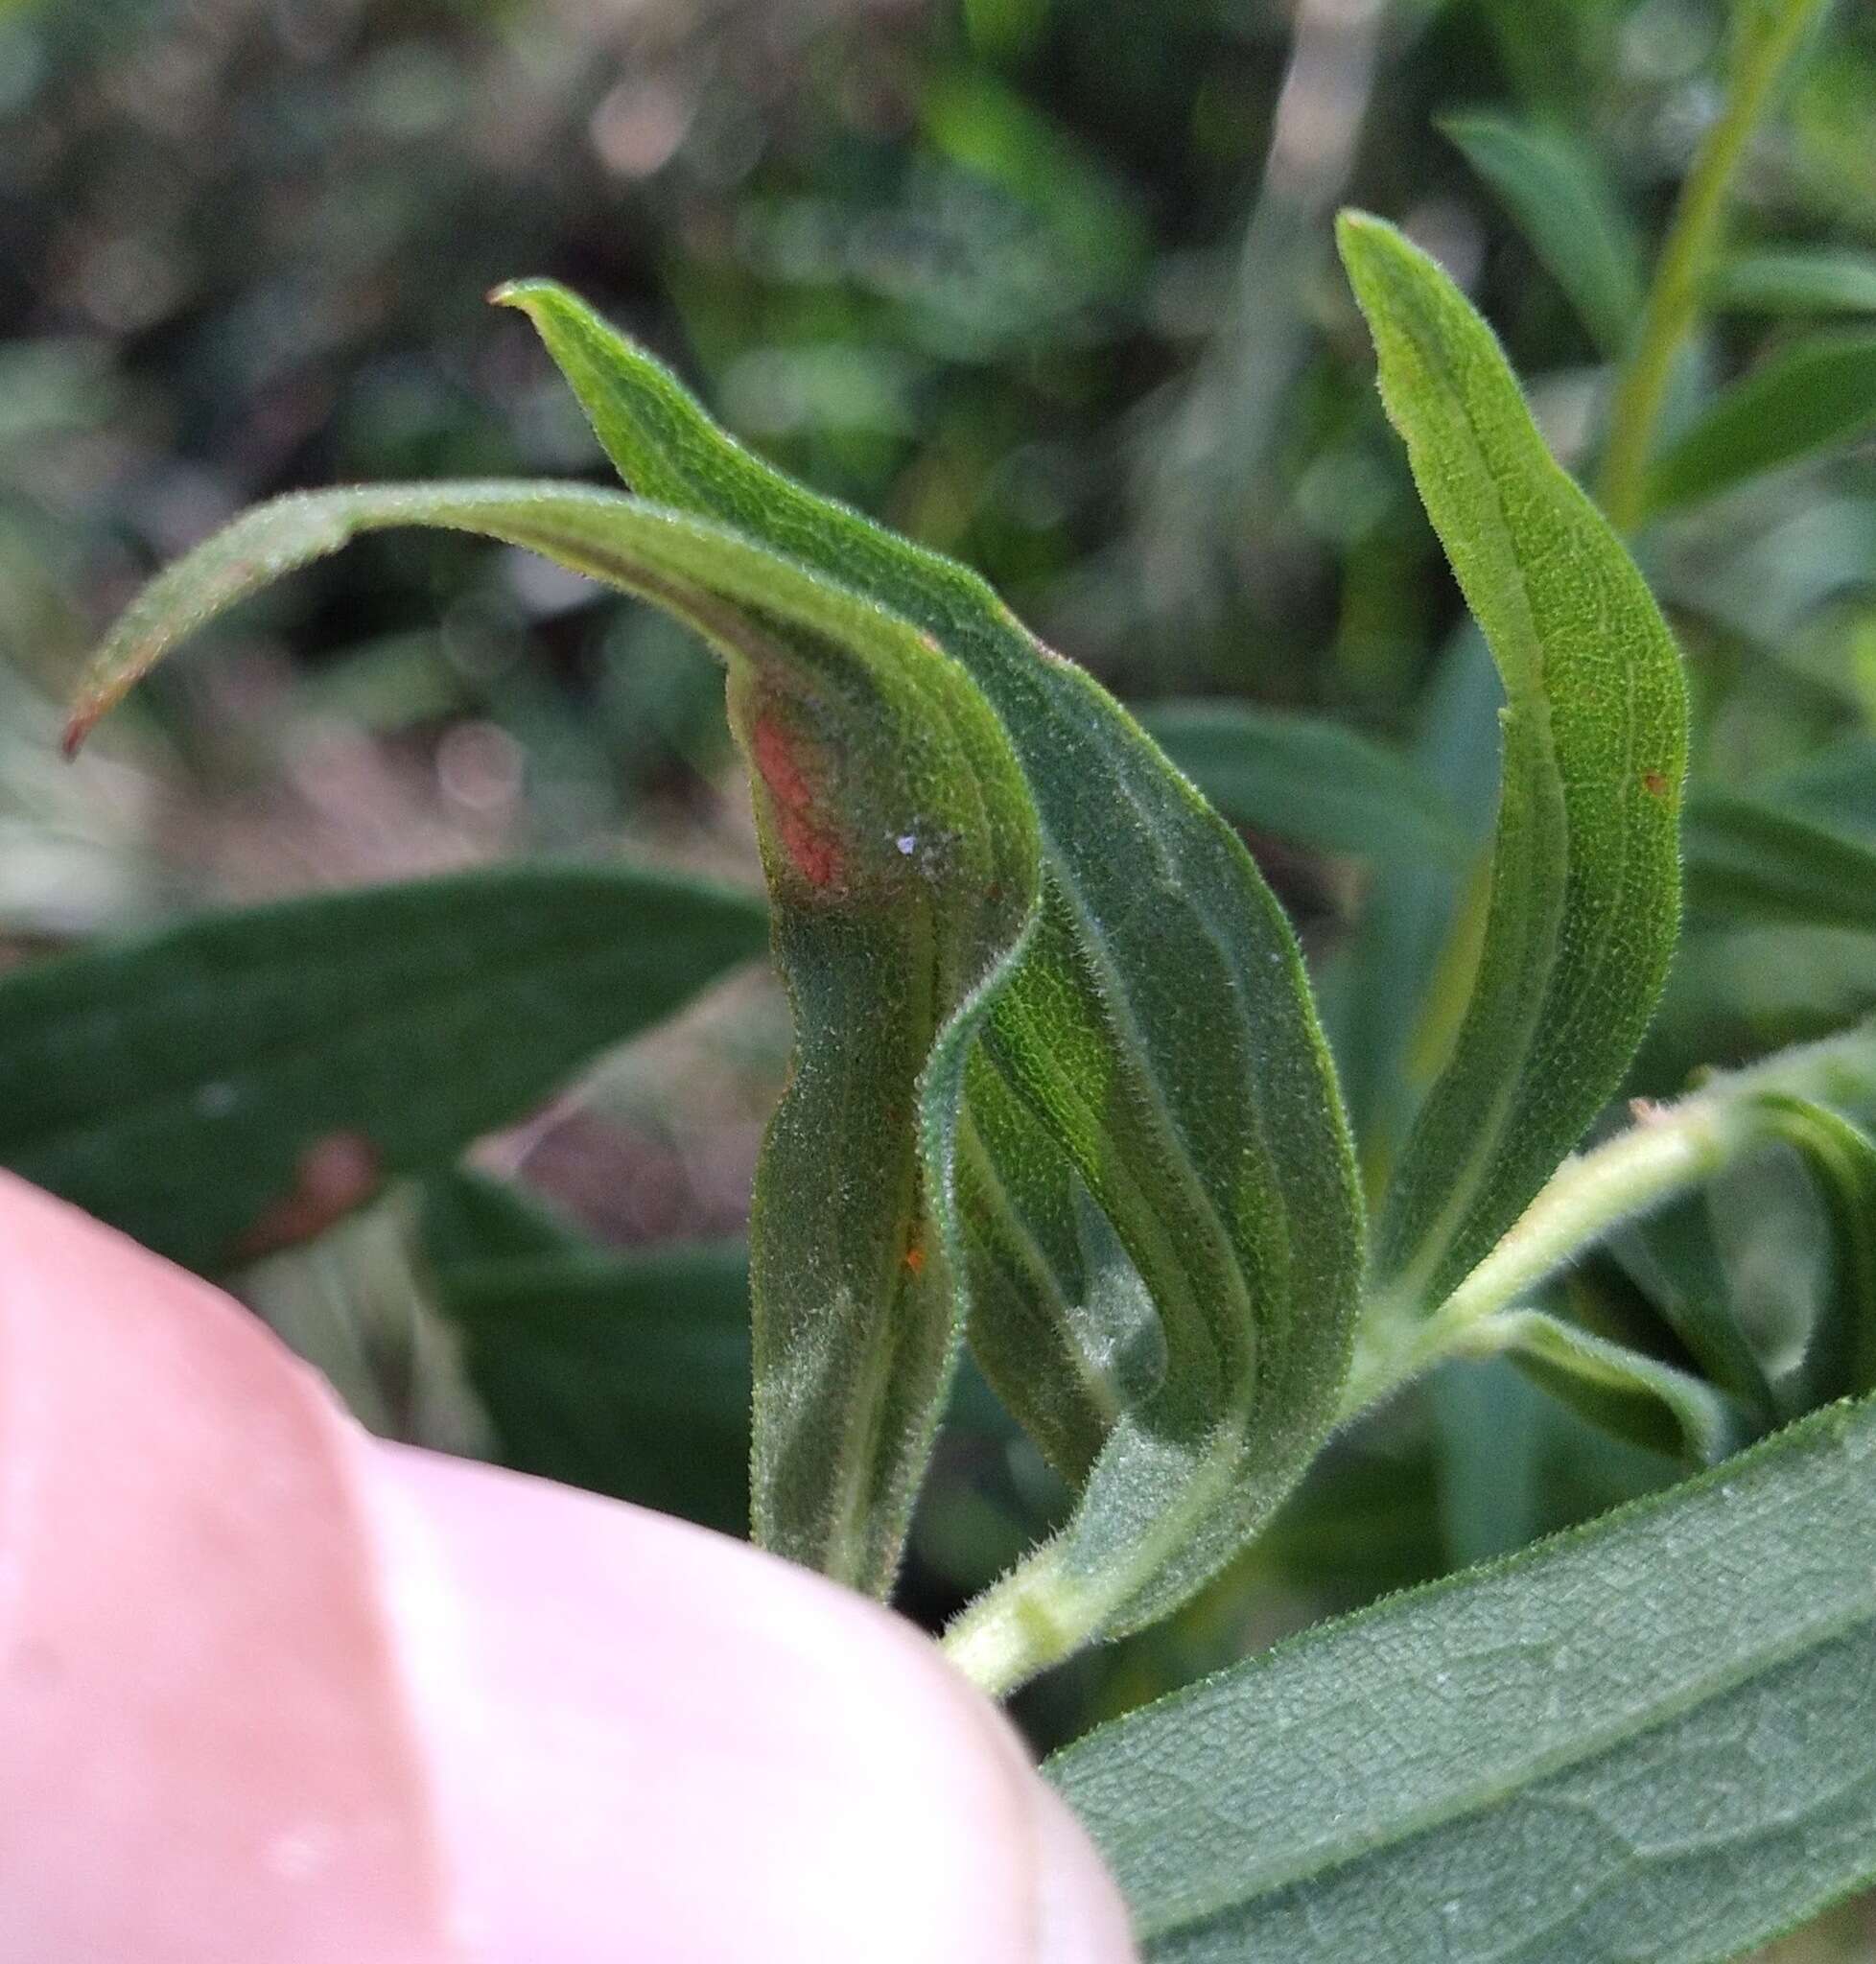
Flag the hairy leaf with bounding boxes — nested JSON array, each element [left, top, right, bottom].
[[0, 864, 765, 1274], [1493, 1302, 1752, 1463], [1440, 114, 1645, 357], [1138, 700, 1466, 868], [1648, 330, 1876, 514], [1338, 212, 1686, 1313], [1049, 1393, 1876, 1963], [1685, 791, 1876, 933], [67, 479, 1043, 1598], [420, 1171, 751, 1532], [501, 279, 1365, 1656], [1710, 246, 1876, 316], [1752, 1095, 1876, 1407]]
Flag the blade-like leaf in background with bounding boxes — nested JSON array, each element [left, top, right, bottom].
[[1709, 246, 1876, 316], [1048, 1392, 1876, 1964], [1338, 212, 1687, 1315], [65, 478, 1044, 1601], [1684, 790, 1876, 932], [420, 1171, 752, 1533], [500, 280, 1365, 1670], [1647, 330, 1876, 514], [1752, 1094, 1876, 1408], [1137, 700, 1466, 868], [0, 863, 766, 1275], [1439, 113, 1646, 358], [1318, 624, 1504, 1191]]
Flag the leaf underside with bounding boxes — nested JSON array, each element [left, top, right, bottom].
[[1049, 1392, 1876, 1964], [67, 477, 1044, 1597]]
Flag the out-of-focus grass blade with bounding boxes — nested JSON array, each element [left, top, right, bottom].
[[1709, 246, 1876, 316], [66, 479, 1044, 1601], [1647, 330, 1876, 514]]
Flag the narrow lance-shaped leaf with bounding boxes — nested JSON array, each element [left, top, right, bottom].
[[1647, 330, 1876, 515], [1684, 789, 1876, 933], [1137, 700, 1466, 869], [67, 479, 1044, 1599], [1338, 213, 1687, 1315], [1048, 1391, 1876, 1964], [499, 280, 1365, 1666], [0, 863, 767, 1275], [1440, 113, 1645, 358]]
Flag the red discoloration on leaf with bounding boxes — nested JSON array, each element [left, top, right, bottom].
[[750, 711, 844, 890], [235, 1132, 383, 1260], [903, 1244, 926, 1276], [1642, 769, 1670, 799]]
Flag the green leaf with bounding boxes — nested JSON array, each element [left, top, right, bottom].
[[1048, 1392, 1876, 1964], [1337, 212, 1687, 1313], [1647, 330, 1876, 514], [499, 279, 1364, 1668], [1763, 736, 1876, 840], [1491, 1301, 1752, 1463], [1684, 790, 1876, 933], [1440, 114, 1646, 357], [0, 863, 767, 1275], [1613, 1195, 1780, 1423], [66, 478, 1044, 1601], [1710, 245, 1876, 316], [1751, 1094, 1876, 1407], [420, 1171, 752, 1533], [1137, 700, 1466, 868]]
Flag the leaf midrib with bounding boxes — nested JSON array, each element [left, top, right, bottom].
[[1136, 1578, 1876, 1943]]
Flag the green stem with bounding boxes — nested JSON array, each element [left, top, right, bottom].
[[1343, 1017, 1876, 1420], [1596, 0, 1828, 531], [945, 1019, 1876, 1700]]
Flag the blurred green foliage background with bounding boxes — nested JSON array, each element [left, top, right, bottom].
[[5, 6, 1876, 1941]]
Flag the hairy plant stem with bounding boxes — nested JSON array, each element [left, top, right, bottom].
[[1596, 0, 1829, 530], [1344, 1018, 1876, 1419], [946, 1020, 1876, 1699]]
